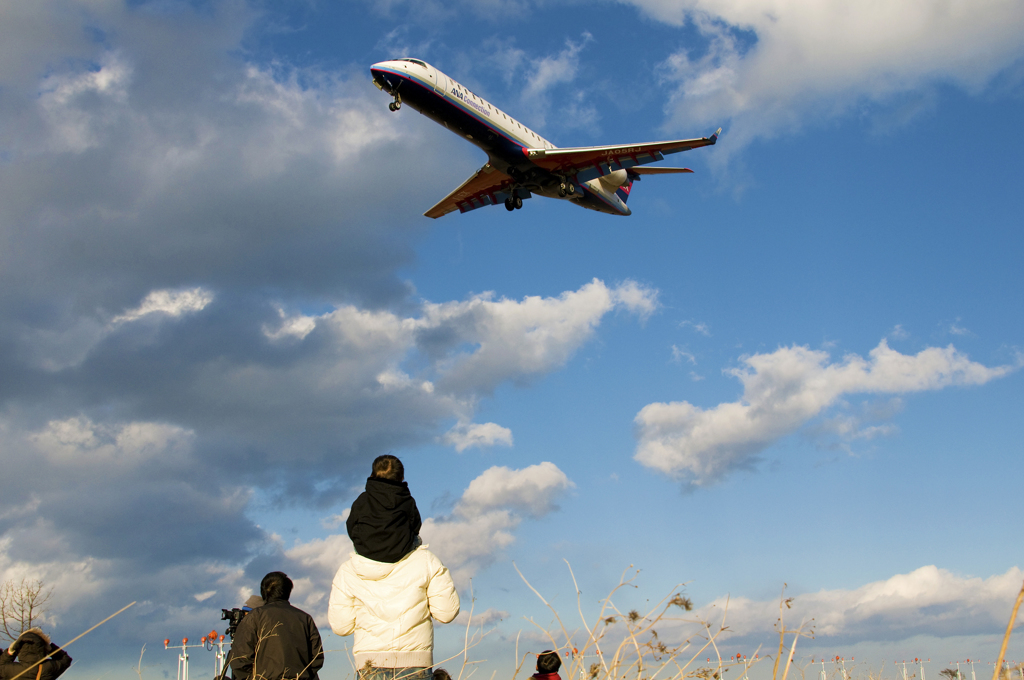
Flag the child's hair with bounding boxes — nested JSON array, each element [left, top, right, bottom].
[[371, 454, 404, 481], [433, 669, 452, 680], [537, 650, 561, 674]]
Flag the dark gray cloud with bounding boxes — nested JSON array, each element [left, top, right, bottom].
[[0, 0, 453, 659]]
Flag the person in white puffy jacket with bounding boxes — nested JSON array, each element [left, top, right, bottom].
[[328, 543, 460, 680]]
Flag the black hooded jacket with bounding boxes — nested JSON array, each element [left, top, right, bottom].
[[346, 477, 422, 563], [0, 630, 72, 680]]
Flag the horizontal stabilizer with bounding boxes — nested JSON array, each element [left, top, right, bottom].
[[629, 167, 693, 175]]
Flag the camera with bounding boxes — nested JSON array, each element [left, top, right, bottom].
[[221, 607, 251, 640]]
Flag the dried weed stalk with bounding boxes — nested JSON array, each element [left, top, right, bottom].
[[770, 585, 814, 680]]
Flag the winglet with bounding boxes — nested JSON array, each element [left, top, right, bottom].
[[710, 127, 722, 144]]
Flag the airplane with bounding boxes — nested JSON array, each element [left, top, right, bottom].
[[370, 58, 721, 218]]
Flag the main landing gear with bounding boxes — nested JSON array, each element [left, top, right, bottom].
[[388, 95, 402, 111], [557, 180, 576, 197], [504, 195, 523, 211]]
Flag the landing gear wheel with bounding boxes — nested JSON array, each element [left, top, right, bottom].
[[558, 183, 567, 197], [388, 102, 396, 111], [505, 198, 515, 211], [567, 182, 576, 195], [513, 196, 523, 209]]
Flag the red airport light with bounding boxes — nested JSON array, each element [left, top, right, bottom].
[[163, 639, 170, 648], [182, 638, 188, 645]]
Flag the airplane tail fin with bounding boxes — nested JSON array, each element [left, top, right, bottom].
[[616, 177, 636, 203]]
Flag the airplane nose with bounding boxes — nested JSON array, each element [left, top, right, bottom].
[[370, 65, 394, 94]]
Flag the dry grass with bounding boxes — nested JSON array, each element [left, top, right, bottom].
[[495, 561, 814, 680]]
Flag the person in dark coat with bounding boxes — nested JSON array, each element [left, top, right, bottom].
[[346, 455, 422, 563], [229, 572, 323, 680], [0, 628, 72, 680], [531, 650, 562, 680]]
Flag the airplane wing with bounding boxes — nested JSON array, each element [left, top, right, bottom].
[[424, 163, 513, 219], [524, 128, 720, 183]]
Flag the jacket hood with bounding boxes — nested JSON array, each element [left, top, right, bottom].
[[348, 544, 425, 581], [18, 628, 51, 647], [13, 628, 52, 664], [362, 477, 409, 510]]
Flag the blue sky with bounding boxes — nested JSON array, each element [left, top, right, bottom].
[[1, 1, 1022, 679]]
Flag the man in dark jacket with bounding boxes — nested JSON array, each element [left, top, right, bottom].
[[346, 454, 422, 563], [0, 628, 72, 680], [229, 572, 323, 680]]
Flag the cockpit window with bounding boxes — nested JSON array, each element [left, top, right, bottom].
[[399, 58, 427, 67]]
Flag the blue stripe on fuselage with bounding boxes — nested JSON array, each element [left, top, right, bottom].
[[372, 66, 537, 164]]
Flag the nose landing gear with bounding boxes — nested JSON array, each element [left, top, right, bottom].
[[388, 94, 402, 111]]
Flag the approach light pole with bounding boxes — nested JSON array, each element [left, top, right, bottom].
[[835, 656, 853, 680], [204, 630, 230, 678], [164, 636, 214, 680]]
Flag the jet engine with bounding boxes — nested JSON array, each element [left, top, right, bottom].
[[597, 168, 629, 189]]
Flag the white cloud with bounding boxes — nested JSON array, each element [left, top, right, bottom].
[[458, 462, 573, 517], [611, 279, 660, 321], [285, 533, 355, 589], [671, 345, 696, 365], [38, 51, 133, 154], [622, 0, 1024, 148], [949, 319, 972, 336], [113, 287, 215, 324], [421, 510, 519, 587], [263, 306, 318, 341], [493, 33, 599, 131], [422, 462, 574, 584], [30, 416, 195, 468], [634, 339, 1017, 484], [426, 279, 658, 394], [442, 420, 514, 452], [889, 324, 910, 341], [321, 508, 351, 530], [524, 34, 593, 99], [695, 565, 1024, 642], [454, 607, 508, 627], [680, 320, 711, 336]]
